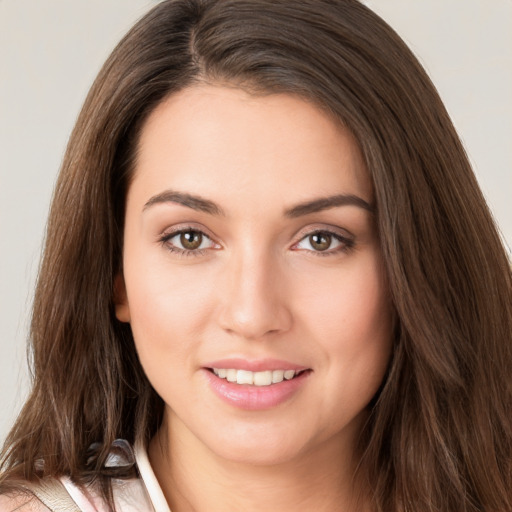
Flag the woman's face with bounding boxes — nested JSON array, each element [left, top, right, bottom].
[[116, 85, 393, 465]]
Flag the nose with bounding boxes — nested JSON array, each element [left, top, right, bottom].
[[217, 248, 292, 340]]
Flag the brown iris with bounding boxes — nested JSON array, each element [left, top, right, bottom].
[[180, 231, 203, 250], [309, 233, 332, 251]]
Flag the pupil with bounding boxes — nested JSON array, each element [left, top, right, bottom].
[[180, 231, 202, 250], [310, 233, 331, 251]]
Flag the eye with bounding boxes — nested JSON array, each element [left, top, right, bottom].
[[160, 228, 218, 254], [293, 230, 353, 254]]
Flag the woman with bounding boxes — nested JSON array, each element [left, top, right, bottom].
[[1, 0, 511, 511]]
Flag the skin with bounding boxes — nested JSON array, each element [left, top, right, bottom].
[[115, 85, 393, 512]]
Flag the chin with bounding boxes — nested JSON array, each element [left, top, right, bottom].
[[191, 418, 309, 466], [214, 439, 307, 467]]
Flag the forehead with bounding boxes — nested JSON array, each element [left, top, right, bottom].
[[131, 84, 372, 208]]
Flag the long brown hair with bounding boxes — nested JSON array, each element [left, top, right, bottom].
[[1, 1, 511, 510]]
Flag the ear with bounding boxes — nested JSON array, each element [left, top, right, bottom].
[[113, 273, 131, 323]]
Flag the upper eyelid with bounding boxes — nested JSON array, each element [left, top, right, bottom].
[[159, 223, 217, 240], [158, 228, 219, 255], [160, 230, 218, 250], [292, 224, 354, 242], [291, 231, 352, 250]]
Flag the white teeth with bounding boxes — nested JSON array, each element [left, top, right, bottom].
[[236, 370, 254, 385], [284, 369, 296, 380], [253, 370, 272, 386], [212, 368, 301, 386], [272, 369, 284, 384]]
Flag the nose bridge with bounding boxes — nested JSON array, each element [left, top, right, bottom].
[[218, 242, 291, 339]]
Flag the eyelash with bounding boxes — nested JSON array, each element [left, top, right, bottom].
[[293, 230, 355, 256], [158, 227, 355, 257], [158, 227, 216, 258]]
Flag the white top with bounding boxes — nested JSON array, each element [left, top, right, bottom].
[[58, 441, 171, 512]]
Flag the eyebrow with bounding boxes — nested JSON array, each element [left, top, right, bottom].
[[143, 189, 373, 217], [143, 190, 225, 216], [284, 194, 374, 217]]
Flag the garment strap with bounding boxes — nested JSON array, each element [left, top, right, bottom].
[[23, 478, 82, 512]]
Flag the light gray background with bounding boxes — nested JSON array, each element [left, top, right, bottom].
[[1, 1, 511, 443]]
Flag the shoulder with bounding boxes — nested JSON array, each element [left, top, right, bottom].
[[0, 492, 50, 511], [0, 440, 157, 512]]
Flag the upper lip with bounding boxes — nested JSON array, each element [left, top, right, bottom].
[[202, 358, 309, 372]]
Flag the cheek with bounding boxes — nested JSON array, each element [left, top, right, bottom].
[[300, 254, 390, 336], [124, 273, 211, 408], [126, 243, 216, 322], [122, 256, 217, 373], [295, 253, 393, 388]]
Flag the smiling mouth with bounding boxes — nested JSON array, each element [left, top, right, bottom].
[[209, 368, 309, 386]]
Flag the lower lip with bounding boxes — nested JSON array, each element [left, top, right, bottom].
[[203, 369, 310, 410]]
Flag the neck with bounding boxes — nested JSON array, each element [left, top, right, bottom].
[[148, 414, 371, 512]]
